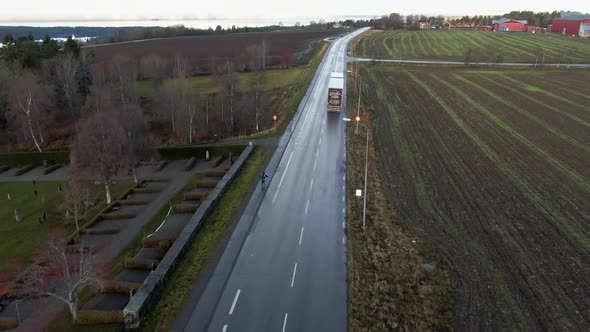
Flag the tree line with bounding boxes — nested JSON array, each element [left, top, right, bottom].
[[0, 35, 279, 153]]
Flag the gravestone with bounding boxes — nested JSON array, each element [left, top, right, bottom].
[[206, 150, 210, 161], [14, 208, 21, 222]]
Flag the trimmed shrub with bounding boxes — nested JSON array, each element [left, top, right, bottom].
[[143, 177, 170, 182], [0, 151, 69, 167], [117, 200, 149, 206], [172, 203, 199, 214], [124, 257, 160, 270], [80, 228, 120, 235], [42, 164, 62, 175], [76, 310, 124, 325], [99, 212, 136, 220], [143, 235, 176, 248], [154, 160, 168, 172], [133, 187, 161, 194], [184, 192, 208, 201], [14, 164, 35, 176], [0, 317, 18, 330], [0, 165, 10, 174], [197, 179, 219, 188], [184, 157, 197, 171], [209, 155, 225, 167], [156, 144, 245, 161], [205, 170, 226, 177], [102, 280, 142, 294]]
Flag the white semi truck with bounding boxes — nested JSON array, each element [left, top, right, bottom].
[[326, 72, 344, 112]]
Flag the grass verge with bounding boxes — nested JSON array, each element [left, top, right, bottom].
[[346, 65, 454, 331], [139, 146, 270, 331]]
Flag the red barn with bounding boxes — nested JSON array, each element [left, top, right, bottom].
[[550, 19, 582, 36], [493, 18, 528, 32]]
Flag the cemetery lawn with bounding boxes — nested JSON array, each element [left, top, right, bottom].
[[0, 181, 132, 274]]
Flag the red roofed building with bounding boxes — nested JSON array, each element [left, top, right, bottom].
[[493, 18, 528, 32], [550, 19, 583, 36]]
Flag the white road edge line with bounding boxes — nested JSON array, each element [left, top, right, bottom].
[[291, 263, 298, 287], [299, 227, 304, 245], [282, 313, 289, 332], [222, 324, 228, 332], [305, 200, 309, 215], [273, 151, 295, 203], [229, 289, 241, 315]]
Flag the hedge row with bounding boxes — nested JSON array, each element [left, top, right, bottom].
[[76, 310, 124, 325], [154, 160, 168, 172], [14, 164, 35, 176], [197, 179, 219, 189], [99, 212, 136, 220], [42, 164, 62, 175], [184, 191, 208, 201], [156, 144, 245, 161], [172, 203, 199, 214], [0, 317, 18, 330], [184, 157, 197, 171], [205, 170, 227, 177], [0, 144, 246, 167], [133, 187, 161, 194], [102, 280, 142, 294], [0, 165, 9, 174], [0, 151, 69, 167], [80, 228, 120, 235], [209, 155, 225, 167], [124, 257, 159, 270]]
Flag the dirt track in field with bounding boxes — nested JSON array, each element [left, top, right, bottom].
[[362, 64, 590, 331]]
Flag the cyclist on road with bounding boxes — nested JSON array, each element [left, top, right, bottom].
[[260, 171, 268, 189]]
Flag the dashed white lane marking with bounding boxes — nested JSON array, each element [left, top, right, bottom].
[[319, 136, 322, 146], [316, 149, 320, 158], [342, 175, 345, 181], [313, 160, 318, 172], [343, 236, 346, 244], [309, 178, 314, 192], [282, 313, 289, 332], [342, 208, 346, 214], [222, 324, 228, 332], [273, 151, 294, 203], [291, 263, 298, 287], [299, 227, 304, 245], [342, 185, 345, 191], [342, 195, 345, 202], [229, 289, 241, 315], [305, 200, 310, 214], [343, 221, 346, 229]]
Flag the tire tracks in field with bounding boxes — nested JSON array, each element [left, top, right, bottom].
[[448, 74, 590, 191], [479, 75, 590, 128], [406, 71, 590, 254]]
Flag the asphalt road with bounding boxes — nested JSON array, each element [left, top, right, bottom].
[[180, 28, 369, 332]]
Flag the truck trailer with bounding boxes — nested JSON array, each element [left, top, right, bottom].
[[327, 72, 344, 112]]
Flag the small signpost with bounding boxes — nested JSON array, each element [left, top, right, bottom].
[[355, 189, 362, 197]]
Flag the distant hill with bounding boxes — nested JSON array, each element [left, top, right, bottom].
[[0, 26, 124, 40]]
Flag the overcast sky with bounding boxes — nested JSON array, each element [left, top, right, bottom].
[[0, 0, 588, 22]]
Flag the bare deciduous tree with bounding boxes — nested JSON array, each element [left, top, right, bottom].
[[55, 52, 80, 116], [139, 54, 167, 81], [11, 233, 106, 322], [110, 56, 137, 105], [118, 103, 147, 182], [8, 72, 53, 152], [70, 109, 130, 204], [62, 178, 91, 231], [215, 60, 239, 133], [249, 69, 266, 132]]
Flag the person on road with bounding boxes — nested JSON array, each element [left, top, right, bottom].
[[260, 171, 268, 189]]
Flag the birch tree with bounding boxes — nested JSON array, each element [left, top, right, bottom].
[[70, 109, 130, 204], [11, 233, 105, 322], [55, 52, 80, 116], [62, 178, 91, 231], [8, 72, 52, 152]]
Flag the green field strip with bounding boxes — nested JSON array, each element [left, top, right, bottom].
[[537, 35, 590, 59], [420, 31, 442, 57], [476, 33, 535, 60], [429, 31, 455, 56], [380, 35, 394, 57], [533, 76, 590, 102], [447, 74, 590, 192], [406, 71, 590, 254], [500, 34, 561, 58], [500, 75, 590, 111], [481, 75, 590, 129], [409, 31, 427, 58]]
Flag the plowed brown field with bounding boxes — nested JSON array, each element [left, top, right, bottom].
[[360, 64, 590, 331]]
